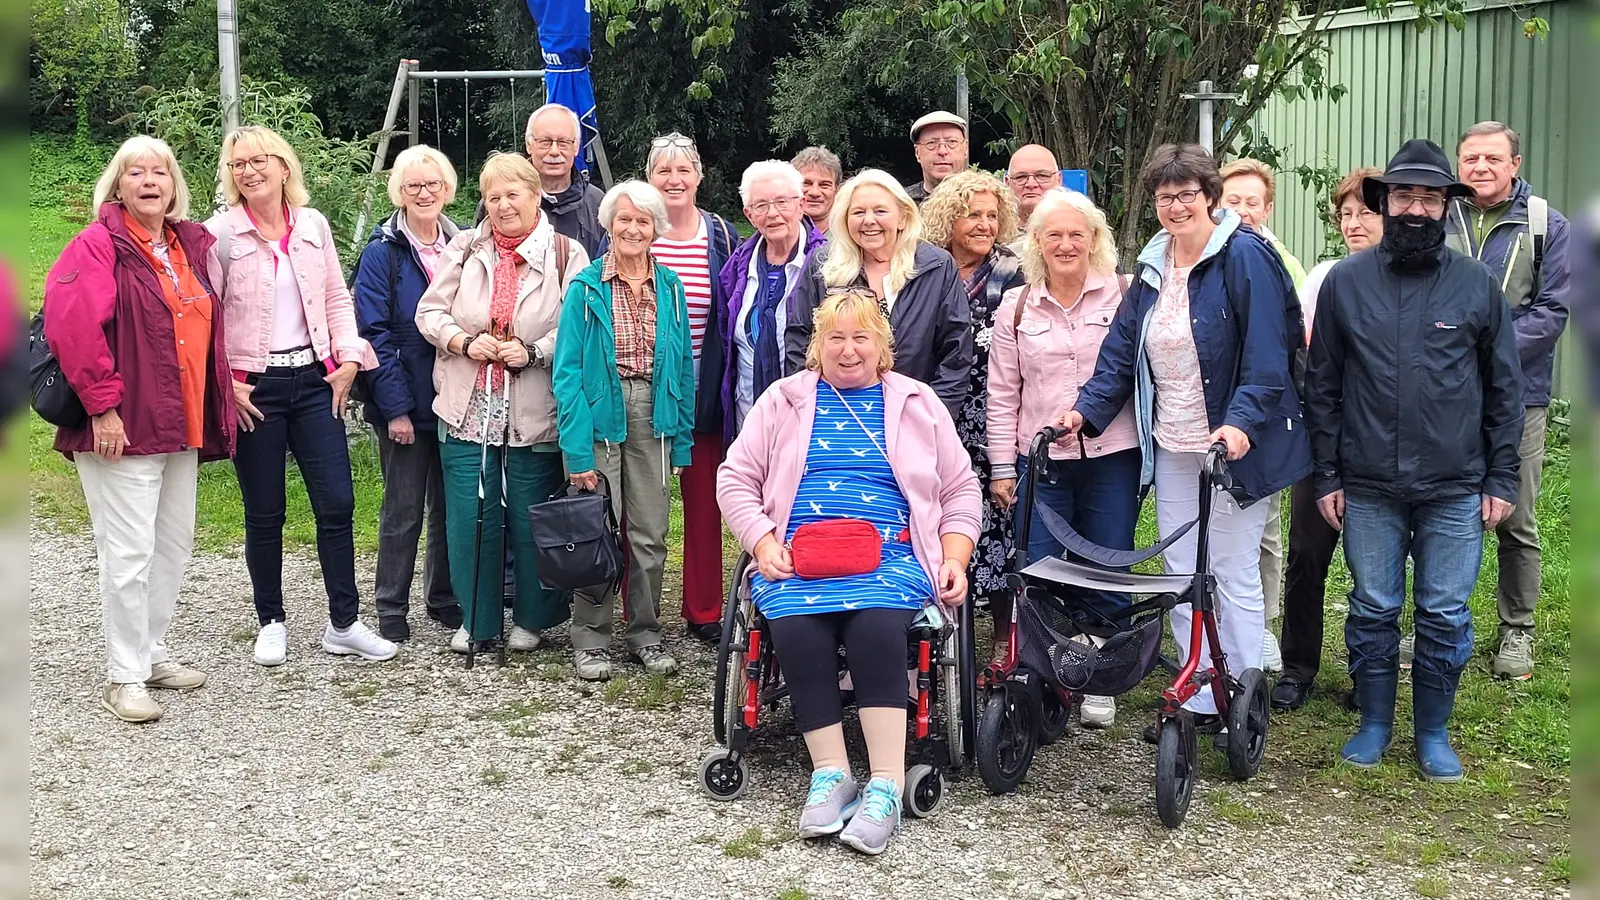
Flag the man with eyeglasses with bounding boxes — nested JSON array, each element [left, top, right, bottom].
[[1304, 138, 1523, 783], [1442, 121, 1571, 682], [905, 111, 969, 203], [1003, 144, 1060, 252], [477, 104, 606, 259]]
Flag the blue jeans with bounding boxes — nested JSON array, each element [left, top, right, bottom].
[[1015, 448, 1142, 623], [1342, 491, 1482, 679], [233, 365, 360, 628]]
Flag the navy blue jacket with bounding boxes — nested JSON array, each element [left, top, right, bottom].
[[352, 211, 461, 429], [1073, 211, 1312, 506]]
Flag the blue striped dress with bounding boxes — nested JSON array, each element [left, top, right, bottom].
[[750, 382, 935, 620]]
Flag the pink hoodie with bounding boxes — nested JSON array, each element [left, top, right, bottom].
[[717, 370, 982, 593], [986, 274, 1138, 477]]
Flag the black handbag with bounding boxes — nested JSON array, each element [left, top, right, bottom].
[[528, 473, 624, 603], [28, 309, 87, 429]]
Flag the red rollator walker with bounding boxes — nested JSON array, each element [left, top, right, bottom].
[[974, 427, 1269, 828]]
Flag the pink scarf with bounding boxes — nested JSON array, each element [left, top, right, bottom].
[[476, 230, 526, 396]]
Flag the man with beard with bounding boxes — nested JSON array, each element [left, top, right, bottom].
[[477, 104, 607, 258], [1304, 139, 1523, 783], [1443, 121, 1571, 682]]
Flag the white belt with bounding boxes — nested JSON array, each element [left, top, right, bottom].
[[266, 347, 316, 368]]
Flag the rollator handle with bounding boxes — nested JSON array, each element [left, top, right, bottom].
[[1205, 441, 1233, 489]]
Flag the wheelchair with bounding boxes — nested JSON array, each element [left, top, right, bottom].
[[697, 551, 979, 818]]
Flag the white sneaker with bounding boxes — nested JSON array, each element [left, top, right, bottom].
[[1080, 694, 1116, 728], [1262, 630, 1283, 673], [507, 626, 542, 652], [450, 628, 470, 653], [322, 621, 399, 661], [253, 622, 288, 667]]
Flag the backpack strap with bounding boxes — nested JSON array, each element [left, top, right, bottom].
[[1528, 194, 1548, 274], [554, 232, 571, 286], [214, 224, 233, 282]]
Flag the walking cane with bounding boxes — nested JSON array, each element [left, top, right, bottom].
[[464, 368, 502, 670]]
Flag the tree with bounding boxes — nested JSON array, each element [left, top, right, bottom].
[[29, 0, 138, 141]]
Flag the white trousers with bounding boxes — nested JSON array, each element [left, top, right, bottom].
[[75, 451, 199, 683], [1154, 447, 1271, 715]]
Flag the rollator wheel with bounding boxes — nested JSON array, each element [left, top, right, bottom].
[[903, 763, 946, 818], [1226, 668, 1270, 781], [712, 597, 747, 747], [976, 684, 1039, 795], [1154, 714, 1197, 829], [697, 748, 749, 801], [1038, 691, 1071, 746]]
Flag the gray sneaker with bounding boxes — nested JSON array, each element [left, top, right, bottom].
[[574, 649, 612, 681], [837, 776, 900, 855], [1399, 632, 1414, 671], [797, 767, 860, 839], [632, 645, 677, 676], [1491, 630, 1534, 681]]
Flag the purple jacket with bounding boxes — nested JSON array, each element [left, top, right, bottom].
[[716, 218, 827, 445], [44, 204, 235, 462]]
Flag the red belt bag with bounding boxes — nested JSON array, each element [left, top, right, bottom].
[[789, 519, 883, 579]]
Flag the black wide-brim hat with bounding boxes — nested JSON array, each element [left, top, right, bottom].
[[1362, 138, 1473, 211]]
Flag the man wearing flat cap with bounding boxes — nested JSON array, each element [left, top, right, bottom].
[[905, 111, 969, 203], [1303, 138, 1523, 784]]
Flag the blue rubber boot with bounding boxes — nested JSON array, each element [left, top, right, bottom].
[[1339, 658, 1397, 768], [1412, 665, 1464, 783]]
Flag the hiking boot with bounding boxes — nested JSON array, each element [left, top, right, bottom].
[[1413, 665, 1464, 783], [632, 645, 677, 676], [507, 626, 542, 652], [1262, 631, 1283, 673], [145, 661, 207, 691], [797, 767, 860, 839], [101, 682, 163, 723], [1340, 658, 1398, 768], [574, 649, 612, 681], [1398, 632, 1414, 671], [1079, 694, 1116, 728], [253, 621, 288, 667], [837, 777, 900, 856], [427, 604, 464, 630], [322, 621, 399, 661], [1490, 630, 1534, 681]]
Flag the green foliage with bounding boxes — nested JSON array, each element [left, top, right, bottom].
[[132, 80, 386, 261], [29, 0, 138, 138]]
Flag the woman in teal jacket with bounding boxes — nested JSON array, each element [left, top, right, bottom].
[[552, 180, 696, 682]]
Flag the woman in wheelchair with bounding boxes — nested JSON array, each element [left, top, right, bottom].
[[717, 291, 981, 855]]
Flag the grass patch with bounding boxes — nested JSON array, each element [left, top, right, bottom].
[[606, 875, 631, 889], [774, 890, 812, 900], [721, 826, 765, 859], [1544, 854, 1570, 884], [1205, 790, 1277, 826], [339, 682, 379, 704], [1414, 875, 1449, 898], [480, 764, 508, 786]]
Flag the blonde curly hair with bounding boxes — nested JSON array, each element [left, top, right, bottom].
[[920, 170, 1020, 250]]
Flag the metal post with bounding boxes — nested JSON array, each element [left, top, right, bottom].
[[1196, 79, 1214, 154], [216, 0, 241, 136], [955, 67, 970, 123], [354, 59, 416, 243], [407, 62, 420, 147], [590, 135, 615, 190]]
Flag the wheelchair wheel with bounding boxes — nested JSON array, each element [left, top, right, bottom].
[[712, 555, 752, 747], [1038, 690, 1071, 746], [1154, 714, 1197, 829], [903, 763, 946, 818], [976, 682, 1039, 795], [698, 748, 749, 801], [1226, 668, 1270, 781]]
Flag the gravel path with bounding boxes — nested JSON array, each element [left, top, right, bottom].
[[30, 527, 1567, 900]]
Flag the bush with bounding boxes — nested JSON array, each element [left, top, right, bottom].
[[132, 79, 388, 262]]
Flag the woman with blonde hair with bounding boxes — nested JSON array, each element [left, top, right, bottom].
[[986, 188, 1139, 726], [44, 135, 234, 721], [783, 169, 972, 417], [352, 144, 464, 642], [206, 125, 390, 668], [417, 152, 589, 655], [921, 170, 1025, 628], [720, 290, 980, 854]]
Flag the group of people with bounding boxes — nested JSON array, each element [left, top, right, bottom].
[[42, 99, 1567, 854]]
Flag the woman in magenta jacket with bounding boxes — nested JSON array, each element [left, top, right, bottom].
[[717, 291, 980, 856]]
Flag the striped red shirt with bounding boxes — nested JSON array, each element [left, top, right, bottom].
[[651, 221, 713, 361]]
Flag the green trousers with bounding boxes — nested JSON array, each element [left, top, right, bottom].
[[439, 433, 569, 641]]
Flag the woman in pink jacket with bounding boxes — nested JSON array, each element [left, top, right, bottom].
[[986, 188, 1140, 728], [205, 125, 390, 669], [718, 291, 981, 856]]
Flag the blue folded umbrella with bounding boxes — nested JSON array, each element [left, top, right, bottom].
[[525, 0, 600, 175]]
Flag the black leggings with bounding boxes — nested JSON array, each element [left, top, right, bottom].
[[765, 607, 917, 733]]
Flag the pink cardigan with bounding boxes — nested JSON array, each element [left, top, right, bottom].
[[717, 370, 982, 594]]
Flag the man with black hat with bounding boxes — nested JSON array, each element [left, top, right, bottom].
[[905, 111, 969, 203], [1304, 138, 1524, 783]]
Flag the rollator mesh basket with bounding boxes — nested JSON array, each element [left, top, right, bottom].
[[1016, 585, 1165, 697]]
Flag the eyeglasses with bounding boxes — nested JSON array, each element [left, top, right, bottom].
[[402, 179, 445, 196], [918, 138, 966, 152], [1387, 191, 1445, 214], [1008, 171, 1057, 185], [1154, 189, 1204, 207], [227, 154, 278, 175], [651, 133, 697, 151], [531, 137, 577, 152], [1337, 208, 1382, 223], [749, 197, 800, 216]]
